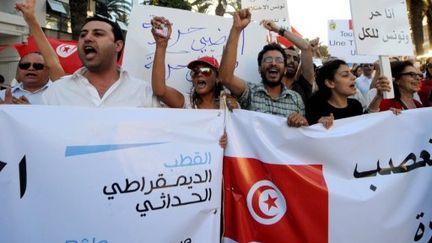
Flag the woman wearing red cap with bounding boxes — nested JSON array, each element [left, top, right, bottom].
[[150, 16, 237, 147]]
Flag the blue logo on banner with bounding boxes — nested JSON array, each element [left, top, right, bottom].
[[65, 142, 167, 157]]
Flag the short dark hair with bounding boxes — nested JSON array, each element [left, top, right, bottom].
[[82, 16, 124, 60], [0, 74, 4, 83], [257, 43, 287, 67], [391, 60, 415, 100]]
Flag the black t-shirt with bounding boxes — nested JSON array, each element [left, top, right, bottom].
[[292, 75, 313, 104], [306, 97, 363, 125]]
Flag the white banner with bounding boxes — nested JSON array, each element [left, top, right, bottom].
[[350, 0, 414, 56], [123, 5, 267, 94], [0, 106, 224, 243], [2, 106, 432, 242], [328, 19, 378, 63], [223, 109, 432, 243]]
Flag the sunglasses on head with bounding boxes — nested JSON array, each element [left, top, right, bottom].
[[190, 67, 213, 78], [18, 62, 45, 70]]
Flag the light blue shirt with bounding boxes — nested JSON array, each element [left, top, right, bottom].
[[0, 81, 51, 104]]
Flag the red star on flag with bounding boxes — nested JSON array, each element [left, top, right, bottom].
[[264, 194, 278, 210]]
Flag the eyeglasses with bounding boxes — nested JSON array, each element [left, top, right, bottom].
[[190, 67, 213, 78], [361, 64, 374, 67], [262, 56, 285, 64], [400, 72, 423, 78], [427, 63, 432, 68], [18, 62, 45, 70]]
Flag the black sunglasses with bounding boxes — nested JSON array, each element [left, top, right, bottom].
[[400, 72, 423, 78], [18, 62, 45, 70]]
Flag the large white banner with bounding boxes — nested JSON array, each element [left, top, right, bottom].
[[123, 5, 267, 94], [223, 108, 432, 243], [0, 106, 224, 243], [350, 0, 414, 56], [2, 106, 432, 242]]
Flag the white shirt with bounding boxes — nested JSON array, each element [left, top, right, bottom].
[[0, 81, 51, 104], [42, 67, 160, 107], [355, 74, 373, 98]]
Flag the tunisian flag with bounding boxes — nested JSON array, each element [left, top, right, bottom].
[[223, 110, 328, 243], [14, 36, 82, 74], [223, 157, 328, 243]]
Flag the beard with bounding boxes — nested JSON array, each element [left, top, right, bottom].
[[285, 70, 296, 79], [261, 71, 283, 88]]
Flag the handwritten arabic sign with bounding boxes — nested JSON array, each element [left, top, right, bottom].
[[328, 19, 378, 63], [350, 0, 414, 56], [0, 106, 223, 243], [241, 0, 290, 28], [123, 5, 267, 94], [223, 108, 432, 242]]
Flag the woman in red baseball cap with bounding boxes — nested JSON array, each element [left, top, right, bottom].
[[150, 16, 238, 147]]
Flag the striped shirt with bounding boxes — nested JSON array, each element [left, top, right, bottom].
[[238, 82, 305, 117]]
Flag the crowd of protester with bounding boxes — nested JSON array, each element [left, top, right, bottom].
[[1, 1, 430, 132]]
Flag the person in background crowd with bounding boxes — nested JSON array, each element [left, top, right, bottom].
[[0, 75, 9, 90], [370, 61, 423, 111], [0, 52, 50, 104], [42, 16, 160, 107], [17, 0, 65, 81], [219, 9, 307, 127], [355, 63, 374, 98], [0, 0, 64, 104], [418, 57, 432, 107], [351, 63, 363, 78], [260, 20, 317, 104]]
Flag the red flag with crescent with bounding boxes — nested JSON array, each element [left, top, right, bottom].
[[14, 36, 82, 74], [223, 156, 328, 243]]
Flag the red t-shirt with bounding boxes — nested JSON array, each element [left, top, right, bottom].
[[379, 99, 423, 111]]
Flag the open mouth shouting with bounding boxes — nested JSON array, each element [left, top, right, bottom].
[[83, 45, 97, 60]]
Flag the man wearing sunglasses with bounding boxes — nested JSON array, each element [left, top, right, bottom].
[[41, 16, 159, 107], [219, 9, 307, 127], [0, 52, 51, 104]]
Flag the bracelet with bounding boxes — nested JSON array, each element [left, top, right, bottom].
[[278, 27, 286, 36]]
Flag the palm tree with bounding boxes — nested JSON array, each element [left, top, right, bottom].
[[70, 1, 89, 40], [190, 0, 213, 13], [96, 0, 133, 24], [426, 0, 432, 48], [148, 0, 192, 10], [215, 0, 240, 16], [407, 0, 425, 55]]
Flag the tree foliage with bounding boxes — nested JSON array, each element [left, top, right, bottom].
[[96, 0, 133, 23], [149, 0, 192, 10], [70, 0, 89, 40]]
